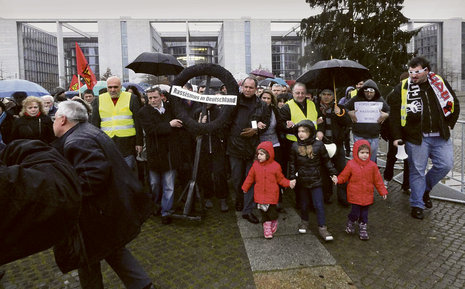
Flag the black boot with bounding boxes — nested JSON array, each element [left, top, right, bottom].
[[423, 191, 432, 209]]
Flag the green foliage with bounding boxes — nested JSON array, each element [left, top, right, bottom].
[[299, 0, 418, 88]]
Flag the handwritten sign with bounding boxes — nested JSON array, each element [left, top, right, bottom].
[[354, 102, 383, 123], [170, 86, 237, 106]]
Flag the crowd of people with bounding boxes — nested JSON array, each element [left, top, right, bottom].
[[0, 56, 460, 288]]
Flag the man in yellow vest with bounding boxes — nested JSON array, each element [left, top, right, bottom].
[[91, 76, 142, 171], [390, 56, 460, 220]]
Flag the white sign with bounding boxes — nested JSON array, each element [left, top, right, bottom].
[[354, 102, 383, 123], [170, 85, 237, 106]]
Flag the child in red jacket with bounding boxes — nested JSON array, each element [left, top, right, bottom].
[[332, 139, 388, 240], [242, 141, 296, 239]]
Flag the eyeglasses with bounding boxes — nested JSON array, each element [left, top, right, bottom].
[[408, 67, 427, 75], [107, 86, 119, 89], [364, 88, 375, 93]]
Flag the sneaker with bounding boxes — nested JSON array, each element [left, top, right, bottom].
[[298, 221, 309, 234], [411, 207, 424, 219], [205, 198, 213, 209], [359, 222, 369, 240], [220, 198, 229, 212], [423, 191, 433, 209], [318, 226, 334, 241], [345, 219, 356, 234], [270, 220, 278, 234], [263, 221, 273, 239]]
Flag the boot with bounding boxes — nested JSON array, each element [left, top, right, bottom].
[[345, 219, 356, 234], [318, 226, 334, 241], [270, 219, 278, 234], [359, 222, 369, 240], [220, 198, 229, 212], [263, 221, 273, 239]]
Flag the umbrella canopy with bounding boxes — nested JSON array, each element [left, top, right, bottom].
[[265, 77, 287, 86], [78, 80, 115, 96], [0, 79, 50, 98], [250, 69, 274, 78], [126, 52, 184, 76], [296, 59, 371, 90], [258, 79, 276, 87], [122, 82, 145, 94], [199, 78, 223, 89]]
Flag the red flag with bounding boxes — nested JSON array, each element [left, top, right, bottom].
[[68, 75, 84, 91], [75, 42, 97, 90]]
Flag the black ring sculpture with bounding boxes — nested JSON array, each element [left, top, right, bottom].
[[170, 63, 239, 136]]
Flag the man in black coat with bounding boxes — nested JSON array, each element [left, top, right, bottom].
[[137, 87, 183, 224], [52, 100, 154, 289], [226, 77, 270, 224]]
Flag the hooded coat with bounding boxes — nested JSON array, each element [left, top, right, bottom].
[[241, 141, 290, 205], [344, 79, 390, 139], [289, 120, 337, 189], [336, 139, 388, 205], [0, 139, 81, 266]]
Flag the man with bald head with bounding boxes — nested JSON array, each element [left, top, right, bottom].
[[91, 76, 143, 171]]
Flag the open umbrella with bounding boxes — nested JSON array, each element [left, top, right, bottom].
[[0, 79, 50, 98], [296, 58, 371, 106], [78, 80, 116, 96], [250, 69, 274, 78], [126, 52, 184, 76], [265, 77, 287, 86], [258, 78, 276, 87], [122, 82, 145, 94]]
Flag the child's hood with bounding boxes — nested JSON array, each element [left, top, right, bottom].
[[352, 139, 371, 165], [294, 119, 316, 140], [257, 141, 275, 164]]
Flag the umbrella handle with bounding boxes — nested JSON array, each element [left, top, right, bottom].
[[332, 75, 345, 117]]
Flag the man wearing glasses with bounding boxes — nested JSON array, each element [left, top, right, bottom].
[[91, 76, 143, 172], [389, 56, 460, 220], [345, 79, 390, 163]]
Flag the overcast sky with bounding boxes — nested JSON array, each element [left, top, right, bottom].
[[0, 0, 464, 20]]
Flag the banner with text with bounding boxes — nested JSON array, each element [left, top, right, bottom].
[[171, 86, 237, 106]]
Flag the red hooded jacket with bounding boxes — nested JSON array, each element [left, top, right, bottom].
[[336, 139, 388, 206], [241, 141, 290, 205]]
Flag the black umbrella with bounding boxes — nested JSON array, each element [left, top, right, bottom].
[[126, 52, 184, 76], [296, 58, 371, 99]]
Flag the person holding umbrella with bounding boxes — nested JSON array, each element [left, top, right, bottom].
[[315, 89, 352, 205]]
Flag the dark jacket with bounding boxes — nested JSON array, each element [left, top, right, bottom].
[[11, 113, 55, 144], [226, 94, 270, 160], [137, 102, 182, 173], [0, 140, 81, 266], [52, 122, 152, 272], [344, 79, 390, 139], [91, 93, 143, 157], [0, 111, 15, 144], [389, 76, 460, 145], [289, 120, 337, 189], [315, 98, 351, 145]]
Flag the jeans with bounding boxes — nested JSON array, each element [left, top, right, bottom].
[[78, 246, 151, 289], [348, 204, 369, 224], [353, 135, 379, 163], [297, 186, 325, 226], [405, 137, 453, 209], [124, 154, 137, 176], [149, 169, 176, 217]]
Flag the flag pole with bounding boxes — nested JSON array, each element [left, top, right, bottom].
[[78, 75, 82, 99]]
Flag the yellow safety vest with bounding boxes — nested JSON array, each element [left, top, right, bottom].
[[400, 74, 451, 126], [99, 91, 136, 138], [286, 99, 318, 142]]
